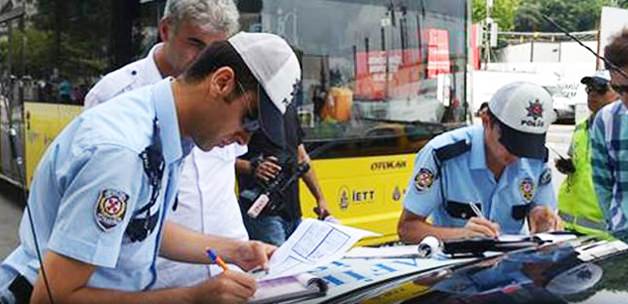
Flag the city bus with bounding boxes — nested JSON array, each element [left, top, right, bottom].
[[0, 0, 471, 244]]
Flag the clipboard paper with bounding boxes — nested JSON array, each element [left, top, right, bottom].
[[250, 273, 328, 304]]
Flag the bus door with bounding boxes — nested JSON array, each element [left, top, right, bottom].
[[0, 6, 26, 187]]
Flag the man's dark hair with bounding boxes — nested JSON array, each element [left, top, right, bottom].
[[485, 108, 498, 123], [183, 40, 258, 95], [605, 28, 628, 69]]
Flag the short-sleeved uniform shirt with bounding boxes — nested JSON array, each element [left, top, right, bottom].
[[82, 42, 249, 288], [403, 125, 556, 234], [0, 78, 190, 292]]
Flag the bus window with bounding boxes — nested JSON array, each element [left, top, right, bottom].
[[239, 0, 468, 159]]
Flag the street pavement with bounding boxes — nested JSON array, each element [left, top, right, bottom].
[[0, 122, 576, 260], [0, 183, 25, 259]]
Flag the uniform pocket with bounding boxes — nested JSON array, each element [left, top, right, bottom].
[[512, 203, 532, 221], [445, 200, 481, 220]]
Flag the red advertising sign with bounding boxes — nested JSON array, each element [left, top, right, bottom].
[[353, 28, 452, 100], [470, 24, 481, 70], [426, 29, 451, 78]]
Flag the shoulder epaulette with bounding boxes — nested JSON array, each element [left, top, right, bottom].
[[434, 140, 471, 162]]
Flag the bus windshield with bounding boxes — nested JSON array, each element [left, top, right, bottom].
[[240, 0, 469, 157]]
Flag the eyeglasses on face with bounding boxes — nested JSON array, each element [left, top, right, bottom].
[[236, 80, 260, 133], [585, 85, 608, 95]]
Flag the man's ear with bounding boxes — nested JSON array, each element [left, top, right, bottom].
[[158, 17, 172, 42], [209, 66, 236, 99], [480, 112, 491, 129]]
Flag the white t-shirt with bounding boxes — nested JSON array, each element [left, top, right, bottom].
[[154, 144, 249, 288], [84, 43, 249, 288]]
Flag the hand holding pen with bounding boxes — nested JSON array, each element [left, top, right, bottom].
[[206, 248, 230, 271], [189, 248, 257, 304], [463, 202, 501, 238]]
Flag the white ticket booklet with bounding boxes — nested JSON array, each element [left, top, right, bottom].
[[262, 219, 378, 280]]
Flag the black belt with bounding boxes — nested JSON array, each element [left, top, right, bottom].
[[8, 274, 32, 304]]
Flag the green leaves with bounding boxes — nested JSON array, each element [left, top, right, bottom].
[[472, 0, 521, 31], [473, 0, 626, 33]]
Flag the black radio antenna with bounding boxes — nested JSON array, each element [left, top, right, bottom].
[[542, 14, 628, 80]]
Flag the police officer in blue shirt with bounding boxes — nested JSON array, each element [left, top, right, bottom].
[[0, 32, 301, 303], [398, 82, 563, 243]]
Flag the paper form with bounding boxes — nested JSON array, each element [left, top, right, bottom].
[[344, 245, 421, 259], [262, 219, 378, 279], [498, 233, 578, 243]]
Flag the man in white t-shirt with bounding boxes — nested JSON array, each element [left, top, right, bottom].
[[84, 0, 248, 288]]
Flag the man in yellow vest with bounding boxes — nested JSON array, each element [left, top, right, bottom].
[[557, 71, 619, 237]]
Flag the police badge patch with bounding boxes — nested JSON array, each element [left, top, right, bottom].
[[540, 168, 552, 185], [519, 177, 535, 202], [414, 168, 434, 192], [94, 189, 129, 231]]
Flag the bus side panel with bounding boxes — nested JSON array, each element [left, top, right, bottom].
[[299, 154, 417, 245], [0, 101, 24, 185], [25, 102, 81, 187]]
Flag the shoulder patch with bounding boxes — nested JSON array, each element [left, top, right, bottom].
[[434, 140, 471, 162], [519, 177, 535, 202], [539, 168, 552, 186], [414, 168, 434, 192], [94, 189, 129, 231]]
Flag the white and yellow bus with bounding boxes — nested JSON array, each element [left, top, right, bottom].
[[0, 0, 471, 245]]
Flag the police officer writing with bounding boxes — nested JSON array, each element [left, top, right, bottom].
[[398, 82, 563, 243], [0, 32, 301, 303], [83, 0, 251, 287], [557, 71, 619, 237]]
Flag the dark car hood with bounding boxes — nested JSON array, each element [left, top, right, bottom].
[[332, 238, 628, 304]]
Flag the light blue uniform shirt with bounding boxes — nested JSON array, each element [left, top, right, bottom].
[[0, 78, 192, 295], [403, 125, 556, 234]]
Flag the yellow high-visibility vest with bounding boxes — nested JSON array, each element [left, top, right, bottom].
[[558, 118, 610, 238]]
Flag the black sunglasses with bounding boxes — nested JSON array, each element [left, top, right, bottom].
[[585, 85, 608, 95], [611, 83, 628, 95], [236, 81, 260, 133]]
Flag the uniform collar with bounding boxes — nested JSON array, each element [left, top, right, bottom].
[[469, 125, 487, 170], [152, 77, 185, 163], [144, 43, 164, 83]]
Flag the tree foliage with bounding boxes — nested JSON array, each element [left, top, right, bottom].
[[0, 27, 54, 77], [514, 0, 611, 32], [30, 0, 114, 79], [472, 0, 521, 31], [0, 0, 142, 83], [473, 0, 628, 33]]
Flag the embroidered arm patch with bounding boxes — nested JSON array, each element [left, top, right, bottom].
[[94, 189, 129, 231], [414, 168, 434, 192]]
